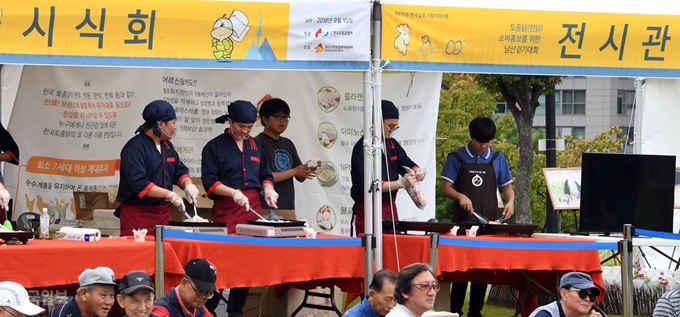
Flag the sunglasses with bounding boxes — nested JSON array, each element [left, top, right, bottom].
[[568, 289, 597, 302], [185, 278, 214, 299], [412, 283, 440, 292]]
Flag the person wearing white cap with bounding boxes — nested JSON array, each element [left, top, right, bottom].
[[529, 272, 602, 317], [49, 267, 117, 317], [117, 271, 157, 317], [0, 281, 45, 317]]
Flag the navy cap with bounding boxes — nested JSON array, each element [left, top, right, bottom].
[[560, 272, 601, 296], [119, 271, 155, 295], [381, 100, 399, 120], [215, 100, 257, 124]]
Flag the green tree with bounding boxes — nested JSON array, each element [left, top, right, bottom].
[[475, 75, 562, 224]]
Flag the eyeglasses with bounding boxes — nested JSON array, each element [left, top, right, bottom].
[[568, 289, 597, 302], [386, 124, 399, 132], [412, 283, 440, 292], [271, 115, 291, 122], [185, 279, 214, 299], [1, 307, 24, 317]]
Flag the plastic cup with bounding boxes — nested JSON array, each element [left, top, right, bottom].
[[132, 229, 147, 242]]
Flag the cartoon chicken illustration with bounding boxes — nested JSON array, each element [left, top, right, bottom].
[[211, 14, 235, 59], [420, 35, 433, 56], [394, 24, 410, 56]]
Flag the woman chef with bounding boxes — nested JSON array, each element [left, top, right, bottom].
[[116, 100, 199, 236], [0, 122, 20, 221]]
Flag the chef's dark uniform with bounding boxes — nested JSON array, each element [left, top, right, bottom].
[[117, 133, 190, 236], [441, 143, 513, 317], [0, 122, 20, 222], [350, 136, 418, 236], [201, 132, 274, 233]]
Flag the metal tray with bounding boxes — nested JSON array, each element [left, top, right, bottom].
[[383, 220, 455, 234], [0, 231, 35, 244], [486, 223, 540, 236], [247, 219, 307, 227], [167, 221, 227, 228]]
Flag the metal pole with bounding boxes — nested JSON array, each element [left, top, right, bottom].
[[362, 68, 374, 295], [545, 89, 558, 233], [620, 224, 634, 317], [428, 232, 439, 272], [155, 225, 165, 295], [371, 0, 384, 270]]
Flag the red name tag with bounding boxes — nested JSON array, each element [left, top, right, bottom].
[[167, 157, 176, 162], [250, 156, 260, 163], [390, 156, 397, 161]]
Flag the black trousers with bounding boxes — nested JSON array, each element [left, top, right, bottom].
[[450, 282, 487, 315], [226, 287, 249, 317]]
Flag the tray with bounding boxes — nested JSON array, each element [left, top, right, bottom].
[[486, 223, 539, 236], [247, 219, 307, 227], [0, 231, 35, 244], [167, 221, 227, 228], [383, 220, 455, 234]]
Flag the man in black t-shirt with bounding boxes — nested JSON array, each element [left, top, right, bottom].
[[255, 98, 316, 210]]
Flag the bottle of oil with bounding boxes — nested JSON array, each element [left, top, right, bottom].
[[39, 207, 50, 239]]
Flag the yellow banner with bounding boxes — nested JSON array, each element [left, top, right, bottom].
[[0, 1, 289, 60], [382, 4, 680, 72]]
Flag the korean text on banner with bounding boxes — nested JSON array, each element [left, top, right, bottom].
[[381, 4, 680, 76], [0, 1, 371, 70]]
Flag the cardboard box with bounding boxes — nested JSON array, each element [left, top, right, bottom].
[[242, 287, 288, 317], [73, 192, 114, 220], [287, 286, 344, 317]]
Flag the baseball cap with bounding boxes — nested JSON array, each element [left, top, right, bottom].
[[119, 271, 155, 295], [79, 267, 117, 287], [184, 258, 217, 292], [0, 281, 45, 316], [559, 272, 601, 296]]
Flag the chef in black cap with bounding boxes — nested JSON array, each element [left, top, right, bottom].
[[201, 100, 276, 317], [0, 122, 19, 220], [116, 100, 200, 236], [349, 100, 426, 236]]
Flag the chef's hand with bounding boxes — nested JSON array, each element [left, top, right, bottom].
[[184, 184, 200, 204], [0, 185, 10, 211], [232, 189, 250, 209], [502, 201, 514, 219], [397, 173, 415, 189], [413, 167, 427, 182], [263, 186, 279, 209], [458, 195, 473, 212], [165, 192, 186, 212]]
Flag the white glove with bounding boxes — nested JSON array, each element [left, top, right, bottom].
[[397, 173, 415, 189], [232, 189, 250, 209], [165, 191, 186, 212], [414, 167, 426, 182], [184, 184, 200, 204], [0, 186, 10, 211], [263, 187, 279, 209]]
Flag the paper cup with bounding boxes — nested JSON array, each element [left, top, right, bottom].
[[132, 229, 148, 242]]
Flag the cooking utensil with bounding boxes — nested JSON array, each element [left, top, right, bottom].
[[178, 206, 192, 220], [471, 210, 489, 225], [247, 206, 267, 221], [498, 213, 507, 224], [268, 209, 283, 220], [192, 204, 198, 218]]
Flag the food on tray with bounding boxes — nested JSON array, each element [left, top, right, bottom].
[[255, 219, 291, 223], [183, 215, 209, 223]]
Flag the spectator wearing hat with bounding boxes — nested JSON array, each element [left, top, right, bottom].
[[529, 272, 602, 317], [116, 100, 200, 236], [50, 267, 117, 317], [153, 258, 217, 317], [255, 98, 316, 211], [0, 281, 45, 317], [350, 100, 425, 236], [117, 271, 157, 317]]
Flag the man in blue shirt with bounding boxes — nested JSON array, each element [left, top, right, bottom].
[[50, 267, 117, 317], [441, 117, 514, 317], [344, 269, 397, 317]]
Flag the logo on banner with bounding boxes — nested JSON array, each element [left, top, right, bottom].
[[210, 10, 251, 60], [315, 28, 329, 38], [472, 174, 483, 187]]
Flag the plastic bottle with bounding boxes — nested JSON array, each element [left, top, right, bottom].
[[40, 207, 50, 239]]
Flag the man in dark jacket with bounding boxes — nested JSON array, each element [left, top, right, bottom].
[[152, 258, 217, 317]]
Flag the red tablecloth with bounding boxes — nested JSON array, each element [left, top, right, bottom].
[[164, 232, 365, 295], [381, 234, 605, 317], [0, 238, 185, 289]]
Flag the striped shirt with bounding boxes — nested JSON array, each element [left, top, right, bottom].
[[654, 289, 680, 317]]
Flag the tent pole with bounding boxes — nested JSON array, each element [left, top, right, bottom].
[[362, 69, 375, 295], [371, 0, 384, 270]]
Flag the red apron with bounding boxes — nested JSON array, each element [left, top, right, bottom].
[[119, 203, 170, 237], [212, 189, 262, 233], [352, 199, 398, 236]]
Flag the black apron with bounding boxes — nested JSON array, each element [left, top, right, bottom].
[[451, 151, 500, 223]]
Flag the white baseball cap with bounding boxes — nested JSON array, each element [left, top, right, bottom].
[[0, 281, 45, 316]]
